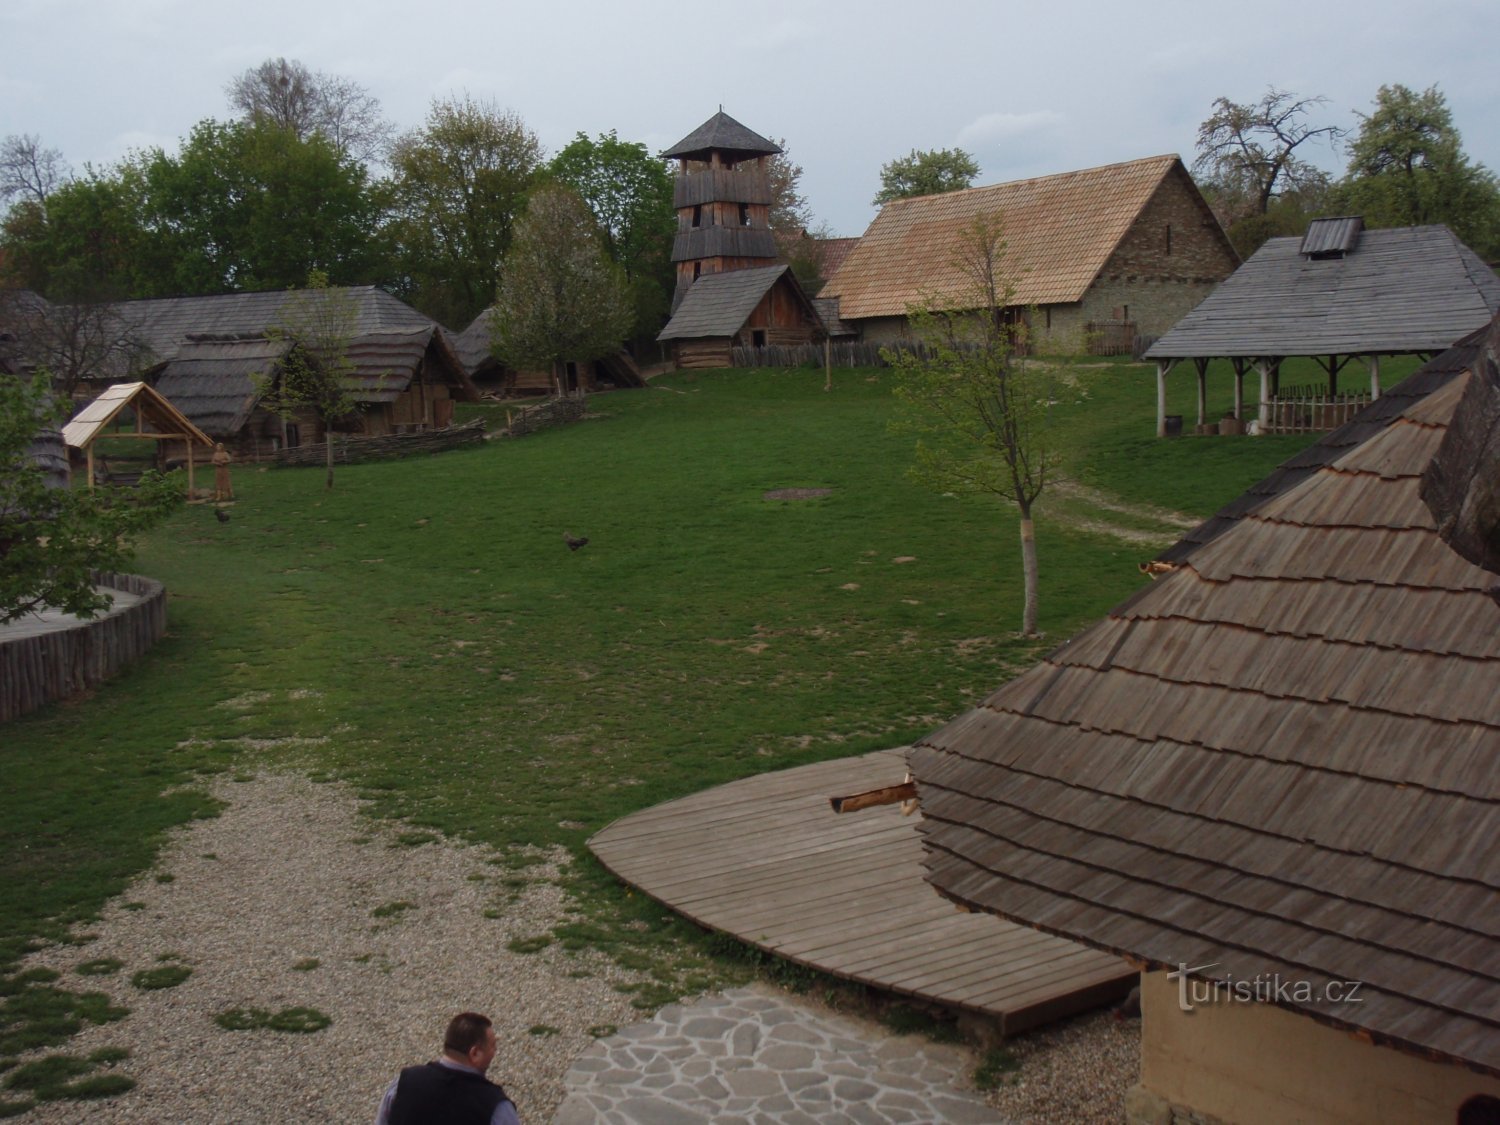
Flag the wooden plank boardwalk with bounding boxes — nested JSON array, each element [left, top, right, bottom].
[[589, 747, 1134, 1035]]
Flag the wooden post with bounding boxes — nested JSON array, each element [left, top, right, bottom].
[[824, 336, 832, 392], [1370, 355, 1381, 400], [185, 438, 195, 496], [86, 443, 96, 492], [1156, 360, 1172, 437], [1233, 360, 1244, 420], [1194, 358, 1208, 427], [1257, 360, 1272, 433]]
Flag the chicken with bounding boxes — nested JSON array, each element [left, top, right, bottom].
[[563, 532, 588, 551], [215, 508, 231, 524]]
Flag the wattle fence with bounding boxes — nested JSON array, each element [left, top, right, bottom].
[[270, 419, 487, 467], [0, 572, 167, 723]]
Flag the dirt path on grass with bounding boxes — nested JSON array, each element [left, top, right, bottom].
[[15, 772, 645, 1124], [1046, 478, 1199, 547]]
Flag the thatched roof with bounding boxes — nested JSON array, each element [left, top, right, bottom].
[[908, 315, 1500, 1076], [822, 155, 1223, 320], [153, 335, 293, 436], [661, 111, 781, 162], [1146, 223, 1500, 360]]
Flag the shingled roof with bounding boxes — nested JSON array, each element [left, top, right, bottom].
[[657, 265, 813, 341], [909, 316, 1500, 1077], [661, 111, 781, 161], [821, 155, 1199, 319], [1145, 224, 1500, 360], [153, 335, 295, 436]]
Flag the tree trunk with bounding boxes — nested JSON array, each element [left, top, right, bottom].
[[1018, 509, 1039, 637]]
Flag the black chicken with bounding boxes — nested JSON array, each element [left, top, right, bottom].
[[215, 508, 231, 524], [563, 532, 588, 551]]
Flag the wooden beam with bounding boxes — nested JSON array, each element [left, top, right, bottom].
[[828, 781, 918, 815]]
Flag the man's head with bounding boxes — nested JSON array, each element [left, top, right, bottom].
[[441, 1012, 497, 1074]]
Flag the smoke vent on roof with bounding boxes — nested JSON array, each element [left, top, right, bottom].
[[1300, 216, 1363, 258]]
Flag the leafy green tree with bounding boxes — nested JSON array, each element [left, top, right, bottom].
[[384, 97, 544, 328], [1193, 88, 1345, 220], [0, 167, 151, 298], [873, 148, 980, 205], [489, 184, 631, 396], [0, 372, 180, 623], [884, 214, 1061, 637], [1338, 84, 1500, 258], [549, 131, 675, 342], [137, 118, 382, 295], [256, 272, 361, 490]]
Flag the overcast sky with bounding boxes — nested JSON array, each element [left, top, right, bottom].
[[3, 0, 1497, 238]]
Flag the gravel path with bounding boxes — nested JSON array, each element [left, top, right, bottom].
[[16, 771, 645, 1123], [13, 770, 1137, 1123]]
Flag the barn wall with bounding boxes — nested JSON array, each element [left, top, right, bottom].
[[1129, 971, 1500, 1125]]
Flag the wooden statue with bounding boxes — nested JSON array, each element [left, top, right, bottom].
[[212, 442, 233, 502]]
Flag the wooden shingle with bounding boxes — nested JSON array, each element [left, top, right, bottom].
[[910, 316, 1500, 1077]]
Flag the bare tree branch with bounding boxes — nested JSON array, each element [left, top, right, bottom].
[[1193, 88, 1346, 218], [0, 134, 70, 210]]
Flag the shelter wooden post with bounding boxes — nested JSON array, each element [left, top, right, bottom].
[[1256, 361, 1272, 432], [85, 444, 96, 492], [1156, 360, 1177, 437], [1370, 355, 1381, 399], [1194, 359, 1208, 426], [1232, 359, 1245, 420], [185, 440, 195, 495]]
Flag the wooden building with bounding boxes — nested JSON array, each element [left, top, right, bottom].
[[1145, 218, 1500, 435], [453, 308, 646, 397], [905, 314, 1500, 1124], [113, 288, 477, 458], [662, 111, 782, 311], [821, 154, 1239, 353], [657, 264, 822, 369]]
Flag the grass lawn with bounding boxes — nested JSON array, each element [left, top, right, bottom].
[[2, 354, 1415, 1075]]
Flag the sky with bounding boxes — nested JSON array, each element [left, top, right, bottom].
[[3, 0, 1498, 238]]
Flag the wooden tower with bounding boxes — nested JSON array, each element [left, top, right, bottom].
[[662, 110, 781, 310]]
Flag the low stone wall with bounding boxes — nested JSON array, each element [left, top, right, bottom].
[[0, 571, 167, 723], [271, 419, 486, 468]]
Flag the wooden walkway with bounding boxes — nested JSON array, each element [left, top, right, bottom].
[[589, 748, 1134, 1035]]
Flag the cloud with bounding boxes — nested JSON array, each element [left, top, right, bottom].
[[956, 111, 1066, 150], [745, 17, 815, 49]]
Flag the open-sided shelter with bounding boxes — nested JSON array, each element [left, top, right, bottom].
[[906, 314, 1500, 1124], [62, 381, 212, 492], [1145, 218, 1500, 436], [657, 264, 823, 369], [820, 155, 1238, 353]]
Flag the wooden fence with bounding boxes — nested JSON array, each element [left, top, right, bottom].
[[501, 395, 587, 437], [1265, 391, 1371, 434], [0, 572, 167, 723], [270, 419, 486, 467]]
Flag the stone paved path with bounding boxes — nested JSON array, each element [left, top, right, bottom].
[[553, 985, 1008, 1124]]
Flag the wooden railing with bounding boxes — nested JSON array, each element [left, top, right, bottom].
[[1265, 391, 1371, 434], [0, 572, 167, 723]]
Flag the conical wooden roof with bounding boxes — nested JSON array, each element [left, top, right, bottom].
[[661, 111, 781, 161]]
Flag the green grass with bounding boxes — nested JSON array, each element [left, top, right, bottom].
[[0, 357, 1334, 1072]]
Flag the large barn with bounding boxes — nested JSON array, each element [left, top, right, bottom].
[[820, 154, 1239, 353]]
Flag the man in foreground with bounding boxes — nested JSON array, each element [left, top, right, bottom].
[[375, 1011, 519, 1125]]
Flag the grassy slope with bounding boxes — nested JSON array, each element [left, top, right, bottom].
[[3, 356, 1387, 989]]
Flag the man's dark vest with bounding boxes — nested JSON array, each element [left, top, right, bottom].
[[388, 1061, 510, 1125]]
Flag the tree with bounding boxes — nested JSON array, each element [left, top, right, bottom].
[[873, 148, 980, 205], [0, 371, 180, 623], [1193, 88, 1345, 223], [0, 167, 150, 298], [257, 272, 361, 490], [1339, 84, 1500, 259], [489, 184, 631, 396], [549, 131, 675, 342], [384, 97, 544, 328], [0, 134, 70, 213], [225, 57, 394, 164], [884, 214, 1060, 637], [137, 118, 383, 295], [0, 288, 146, 397]]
